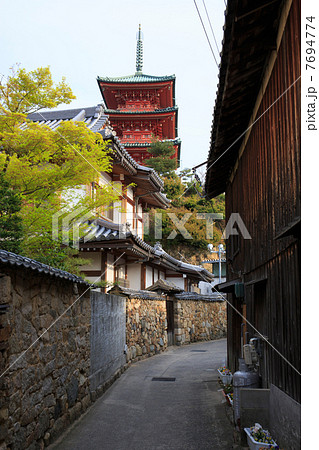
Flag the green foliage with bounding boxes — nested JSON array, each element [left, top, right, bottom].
[[144, 168, 225, 253], [0, 65, 75, 114], [0, 173, 23, 253], [0, 66, 119, 274], [163, 173, 184, 200], [144, 138, 177, 177], [24, 231, 90, 276]]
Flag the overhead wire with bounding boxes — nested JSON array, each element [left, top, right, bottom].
[[193, 0, 219, 68], [202, 0, 220, 54]]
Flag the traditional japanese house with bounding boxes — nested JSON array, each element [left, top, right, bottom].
[[205, 0, 300, 446], [97, 25, 181, 166], [28, 105, 212, 292]]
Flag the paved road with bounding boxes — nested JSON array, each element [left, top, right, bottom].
[[51, 339, 234, 450]]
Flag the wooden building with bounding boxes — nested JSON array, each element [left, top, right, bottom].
[[28, 105, 212, 292], [97, 25, 181, 166], [205, 0, 300, 446]]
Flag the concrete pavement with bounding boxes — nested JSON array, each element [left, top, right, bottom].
[[50, 339, 234, 450]]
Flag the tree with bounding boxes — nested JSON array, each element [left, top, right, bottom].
[[144, 165, 225, 256], [0, 65, 75, 114], [0, 66, 119, 273], [144, 137, 177, 177], [0, 174, 23, 253]]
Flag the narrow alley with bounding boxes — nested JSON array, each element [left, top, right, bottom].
[[50, 339, 233, 450]]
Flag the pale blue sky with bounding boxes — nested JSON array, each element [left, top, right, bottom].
[[0, 0, 226, 170]]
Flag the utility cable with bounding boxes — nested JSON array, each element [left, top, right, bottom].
[[202, 0, 220, 54], [193, 0, 219, 67]]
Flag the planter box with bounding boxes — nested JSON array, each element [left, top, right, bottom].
[[244, 428, 278, 450], [217, 369, 232, 385]]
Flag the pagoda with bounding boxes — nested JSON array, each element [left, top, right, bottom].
[[97, 25, 181, 166]]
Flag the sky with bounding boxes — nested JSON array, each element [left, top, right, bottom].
[[0, 0, 226, 171]]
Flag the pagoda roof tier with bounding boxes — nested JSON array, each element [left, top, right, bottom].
[[104, 106, 178, 115], [97, 73, 175, 83], [124, 138, 181, 147], [109, 108, 178, 140], [98, 77, 176, 110]]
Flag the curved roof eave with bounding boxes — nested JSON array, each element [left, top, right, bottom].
[[104, 107, 178, 115], [97, 73, 176, 83]]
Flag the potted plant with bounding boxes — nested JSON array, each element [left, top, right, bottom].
[[244, 423, 278, 450], [217, 365, 233, 384]]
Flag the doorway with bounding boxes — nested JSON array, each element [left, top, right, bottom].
[[166, 300, 174, 346]]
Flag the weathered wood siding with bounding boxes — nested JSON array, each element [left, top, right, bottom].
[[226, 0, 300, 402]]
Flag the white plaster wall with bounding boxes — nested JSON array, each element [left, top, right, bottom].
[[126, 202, 134, 229], [137, 220, 143, 238], [127, 264, 141, 290], [199, 281, 213, 295], [113, 181, 122, 223], [117, 265, 125, 279], [159, 271, 165, 280], [107, 253, 114, 284], [145, 266, 153, 288], [154, 269, 159, 282], [127, 186, 134, 200], [166, 277, 184, 289]]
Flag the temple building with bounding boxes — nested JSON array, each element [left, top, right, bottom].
[[27, 105, 212, 292], [97, 25, 181, 166]]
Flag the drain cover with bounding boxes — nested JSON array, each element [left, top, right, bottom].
[[152, 377, 176, 382], [191, 350, 207, 353]]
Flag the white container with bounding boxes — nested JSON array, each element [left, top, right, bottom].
[[217, 369, 232, 384], [244, 428, 277, 450]]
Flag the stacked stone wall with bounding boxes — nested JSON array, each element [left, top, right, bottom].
[[0, 265, 227, 449], [125, 298, 167, 362], [174, 299, 226, 345], [0, 267, 91, 449]]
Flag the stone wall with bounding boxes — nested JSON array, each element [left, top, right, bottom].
[[124, 295, 226, 362], [0, 264, 227, 449], [0, 266, 91, 449], [174, 299, 226, 345], [125, 298, 167, 362]]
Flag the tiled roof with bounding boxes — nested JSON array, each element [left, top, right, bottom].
[[0, 250, 89, 284], [81, 220, 214, 282], [26, 104, 169, 204], [175, 292, 225, 302], [110, 135, 165, 192], [146, 279, 183, 293], [97, 74, 175, 83], [26, 105, 108, 132], [108, 285, 162, 300]]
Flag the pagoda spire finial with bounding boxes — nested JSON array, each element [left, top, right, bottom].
[[136, 24, 143, 73]]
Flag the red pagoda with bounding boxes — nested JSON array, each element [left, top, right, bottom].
[[97, 25, 181, 166]]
